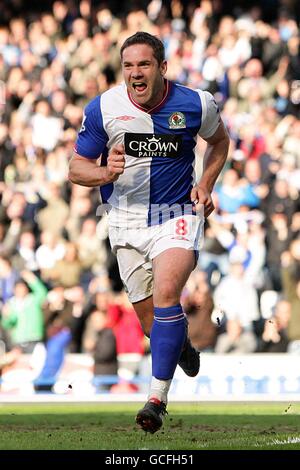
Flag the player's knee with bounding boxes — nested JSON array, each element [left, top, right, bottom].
[[153, 281, 180, 306]]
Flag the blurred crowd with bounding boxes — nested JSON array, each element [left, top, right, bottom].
[[0, 0, 300, 389]]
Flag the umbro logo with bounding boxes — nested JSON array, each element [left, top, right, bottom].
[[115, 115, 136, 121]]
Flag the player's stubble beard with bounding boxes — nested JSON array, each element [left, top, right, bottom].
[[130, 73, 165, 109]]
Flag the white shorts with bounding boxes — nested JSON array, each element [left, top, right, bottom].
[[109, 215, 204, 303]]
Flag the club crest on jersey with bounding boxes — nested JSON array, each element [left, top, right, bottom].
[[168, 112, 186, 129]]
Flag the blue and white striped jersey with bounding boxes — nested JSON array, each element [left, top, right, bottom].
[[75, 80, 220, 227]]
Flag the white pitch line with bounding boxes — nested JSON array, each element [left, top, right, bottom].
[[256, 436, 300, 447]]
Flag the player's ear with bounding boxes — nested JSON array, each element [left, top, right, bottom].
[[160, 60, 167, 77]]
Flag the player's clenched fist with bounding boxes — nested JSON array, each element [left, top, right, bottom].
[[106, 144, 125, 182], [190, 184, 215, 218]]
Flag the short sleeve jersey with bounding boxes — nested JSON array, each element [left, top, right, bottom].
[[75, 81, 220, 227]]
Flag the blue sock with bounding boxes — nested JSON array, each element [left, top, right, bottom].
[[151, 304, 187, 380]]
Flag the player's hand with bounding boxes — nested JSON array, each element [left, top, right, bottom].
[[190, 184, 214, 218], [106, 144, 125, 182]]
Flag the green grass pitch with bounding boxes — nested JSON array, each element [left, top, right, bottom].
[[0, 402, 299, 450]]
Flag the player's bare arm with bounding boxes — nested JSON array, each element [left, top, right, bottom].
[[68, 144, 125, 187], [191, 120, 229, 218]]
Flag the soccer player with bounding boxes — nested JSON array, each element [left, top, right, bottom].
[[69, 32, 229, 433]]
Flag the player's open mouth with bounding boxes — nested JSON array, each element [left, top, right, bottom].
[[132, 82, 147, 93]]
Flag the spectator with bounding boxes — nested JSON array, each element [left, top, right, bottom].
[[214, 318, 257, 354], [265, 212, 293, 291], [76, 217, 107, 274], [34, 284, 84, 391], [281, 243, 300, 353], [36, 182, 69, 236], [35, 231, 65, 281], [11, 231, 38, 272], [215, 169, 260, 213], [0, 256, 19, 304], [31, 100, 63, 151], [213, 258, 260, 353], [182, 271, 217, 351], [46, 241, 82, 288], [83, 309, 118, 392], [1, 270, 47, 353], [257, 299, 291, 353]]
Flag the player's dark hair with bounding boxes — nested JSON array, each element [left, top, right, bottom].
[[120, 31, 165, 64]]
